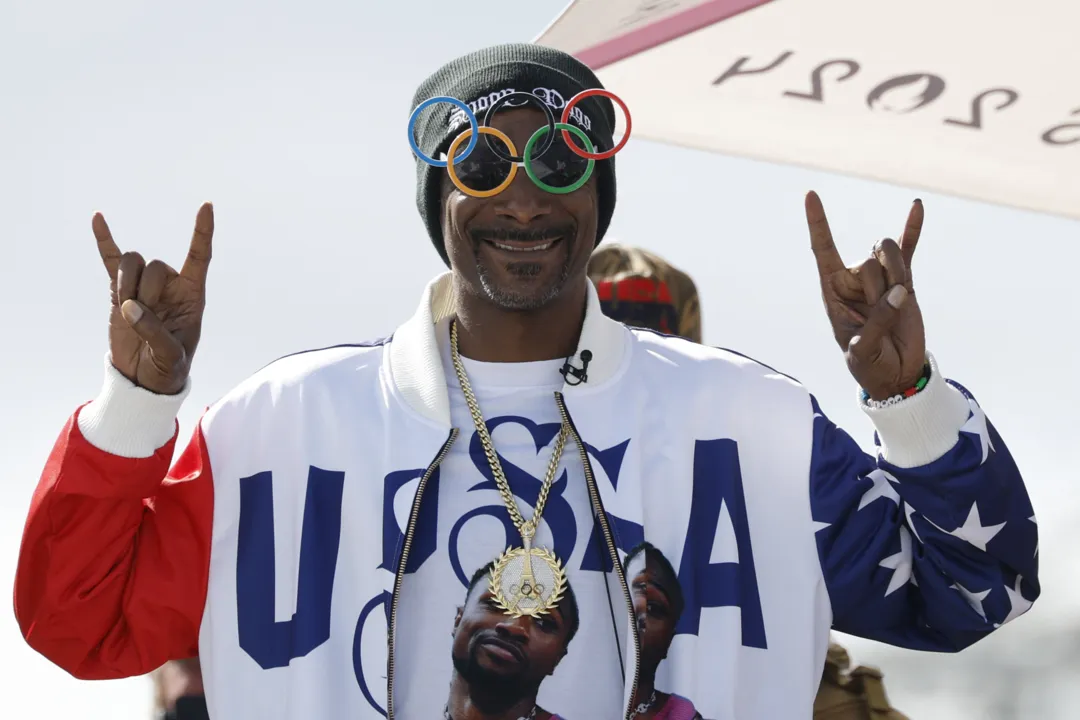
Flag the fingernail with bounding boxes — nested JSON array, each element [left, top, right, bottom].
[[121, 299, 143, 325], [914, 198, 923, 205], [886, 285, 908, 309]]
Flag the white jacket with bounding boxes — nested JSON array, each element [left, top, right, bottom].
[[15, 273, 1040, 719]]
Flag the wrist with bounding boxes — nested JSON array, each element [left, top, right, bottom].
[[76, 354, 190, 458], [861, 361, 932, 408], [859, 352, 973, 468]]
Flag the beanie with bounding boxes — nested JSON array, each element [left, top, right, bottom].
[[410, 43, 618, 266]]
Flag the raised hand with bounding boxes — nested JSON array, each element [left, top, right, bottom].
[[805, 191, 926, 401], [94, 203, 214, 395]]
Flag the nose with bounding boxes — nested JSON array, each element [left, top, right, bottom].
[[495, 615, 531, 642], [493, 176, 553, 225]]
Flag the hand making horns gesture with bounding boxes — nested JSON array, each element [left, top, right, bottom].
[[93, 203, 214, 395], [805, 191, 926, 401]]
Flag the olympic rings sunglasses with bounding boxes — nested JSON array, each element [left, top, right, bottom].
[[407, 88, 632, 198]]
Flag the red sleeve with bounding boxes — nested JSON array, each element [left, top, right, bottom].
[[13, 404, 215, 680]]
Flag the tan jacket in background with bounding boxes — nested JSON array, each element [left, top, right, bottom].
[[816, 643, 909, 719], [589, 244, 910, 720]]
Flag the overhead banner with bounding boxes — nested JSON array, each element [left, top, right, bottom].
[[535, 0, 1080, 220]]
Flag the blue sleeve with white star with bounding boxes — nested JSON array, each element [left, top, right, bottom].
[[809, 382, 1039, 651]]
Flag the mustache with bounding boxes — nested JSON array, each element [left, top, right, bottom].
[[469, 224, 575, 244]]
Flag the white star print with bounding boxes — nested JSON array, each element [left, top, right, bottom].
[[858, 469, 901, 511], [812, 521, 831, 533], [879, 526, 914, 596], [949, 502, 1007, 551], [997, 575, 1034, 626], [950, 581, 991, 621], [903, 502, 922, 543], [1030, 515, 1039, 557], [959, 404, 995, 463]]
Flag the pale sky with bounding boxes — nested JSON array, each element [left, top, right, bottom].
[[2, 1, 1077, 718]]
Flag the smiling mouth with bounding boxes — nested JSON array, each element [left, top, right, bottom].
[[485, 237, 563, 253]]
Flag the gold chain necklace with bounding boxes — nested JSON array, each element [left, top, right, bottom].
[[450, 320, 570, 619]]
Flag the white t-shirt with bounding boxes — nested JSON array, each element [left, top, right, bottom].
[[393, 319, 624, 718]]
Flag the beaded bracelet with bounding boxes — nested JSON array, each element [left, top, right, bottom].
[[861, 362, 932, 409]]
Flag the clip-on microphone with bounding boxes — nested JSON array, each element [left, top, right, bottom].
[[560, 350, 593, 386]]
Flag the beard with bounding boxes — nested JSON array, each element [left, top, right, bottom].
[[470, 224, 577, 311], [452, 643, 533, 712]]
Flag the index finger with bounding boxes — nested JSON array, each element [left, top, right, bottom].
[[898, 198, 923, 267], [180, 202, 215, 285], [805, 191, 846, 279], [92, 212, 122, 281]]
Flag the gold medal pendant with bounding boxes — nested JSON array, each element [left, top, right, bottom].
[[489, 536, 567, 618], [450, 320, 573, 620]]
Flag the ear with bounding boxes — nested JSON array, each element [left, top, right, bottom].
[[453, 606, 464, 631]]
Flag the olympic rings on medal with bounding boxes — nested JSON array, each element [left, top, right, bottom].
[[482, 91, 556, 163], [524, 123, 595, 195], [408, 96, 478, 168], [447, 127, 519, 198], [561, 88, 631, 160], [406, 88, 631, 197]]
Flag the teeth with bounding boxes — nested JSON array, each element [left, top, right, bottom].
[[493, 241, 555, 252]]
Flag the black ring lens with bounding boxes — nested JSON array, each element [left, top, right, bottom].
[[482, 91, 556, 163]]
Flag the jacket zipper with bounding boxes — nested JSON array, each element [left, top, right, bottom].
[[555, 392, 641, 720], [386, 428, 459, 720]]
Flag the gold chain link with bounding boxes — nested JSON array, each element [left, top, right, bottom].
[[450, 320, 568, 540]]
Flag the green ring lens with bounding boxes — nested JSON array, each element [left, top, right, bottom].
[[523, 122, 596, 195]]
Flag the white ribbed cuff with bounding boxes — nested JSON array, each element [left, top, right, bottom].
[[76, 354, 190, 459], [860, 352, 971, 469]]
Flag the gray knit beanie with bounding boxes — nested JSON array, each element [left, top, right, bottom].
[[410, 43, 618, 266]]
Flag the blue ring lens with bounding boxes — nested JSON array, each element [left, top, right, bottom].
[[407, 96, 478, 168]]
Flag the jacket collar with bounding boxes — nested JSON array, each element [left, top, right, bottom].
[[388, 272, 628, 427]]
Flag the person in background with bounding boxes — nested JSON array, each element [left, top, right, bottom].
[[588, 244, 701, 344], [151, 659, 208, 720], [588, 243, 910, 720]]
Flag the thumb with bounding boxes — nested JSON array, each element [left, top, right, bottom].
[[121, 299, 186, 368], [847, 285, 907, 363]]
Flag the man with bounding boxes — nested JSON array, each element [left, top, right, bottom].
[[448, 562, 578, 720], [14, 43, 1037, 719], [590, 245, 909, 719], [623, 542, 702, 720]]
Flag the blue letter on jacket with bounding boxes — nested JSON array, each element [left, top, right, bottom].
[[237, 466, 345, 669], [676, 439, 767, 649]]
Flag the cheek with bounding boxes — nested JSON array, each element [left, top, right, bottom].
[[456, 616, 484, 639], [443, 195, 478, 264], [535, 635, 565, 664], [443, 194, 464, 236], [566, 185, 600, 256], [570, 184, 599, 225]]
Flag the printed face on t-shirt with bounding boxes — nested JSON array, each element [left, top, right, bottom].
[[452, 579, 573, 694], [627, 548, 681, 673]]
